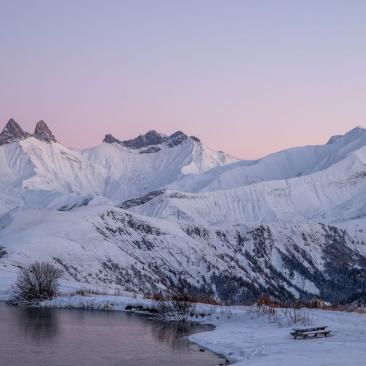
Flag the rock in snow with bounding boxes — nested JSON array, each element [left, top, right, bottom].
[[0, 118, 31, 145], [33, 120, 57, 143], [104, 129, 201, 149], [0, 118, 57, 145], [103, 133, 122, 144]]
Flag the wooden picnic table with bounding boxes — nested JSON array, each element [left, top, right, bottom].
[[290, 326, 331, 339]]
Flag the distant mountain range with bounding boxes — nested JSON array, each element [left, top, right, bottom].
[[1, 118, 366, 303]]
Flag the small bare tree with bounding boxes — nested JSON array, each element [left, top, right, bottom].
[[153, 287, 195, 320], [11, 262, 63, 304], [170, 289, 195, 315]]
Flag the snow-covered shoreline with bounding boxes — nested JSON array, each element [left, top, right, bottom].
[[36, 294, 366, 366]]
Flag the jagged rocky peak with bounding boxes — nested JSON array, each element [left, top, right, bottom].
[[103, 129, 200, 151], [0, 118, 31, 145], [103, 134, 122, 144], [123, 130, 165, 149], [169, 131, 187, 146], [33, 120, 56, 143], [166, 131, 200, 146]]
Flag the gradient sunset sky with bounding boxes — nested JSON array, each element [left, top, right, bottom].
[[1, 0, 365, 158]]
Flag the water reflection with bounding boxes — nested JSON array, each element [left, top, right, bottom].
[[150, 320, 212, 349], [16, 306, 59, 342], [0, 303, 223, 366]]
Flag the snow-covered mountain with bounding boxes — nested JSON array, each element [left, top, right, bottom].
[[82, 130, 237, 202], [168, 126, 366, 193], [1, 118, 366, 304], [0, 119, 237, 211], [125, 144, 366, 226]]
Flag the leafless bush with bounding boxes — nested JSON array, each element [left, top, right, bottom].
[[171, 290, 195, 315], [280, 308, 313, 327], [153, 288, 196, 320], [74, 288, 109, 297], [10, 262, 63, 304], [0, 245, 7, 258], [251, 303, 279, 323], [251, 294, 313, 327], [114, 288, 124, 296]]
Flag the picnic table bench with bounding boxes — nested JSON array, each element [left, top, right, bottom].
[[290, 326, 331, 339]]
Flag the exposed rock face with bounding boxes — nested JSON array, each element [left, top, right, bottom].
[[139, 146, 161, 154], [0, 119, 31, 145], [90, 210, 366, 304], [103, 130, 198, 151], [103, 134, 122, 144], [0, 119, 56, 145], [190, 135, 201, 143], [168, 131, 188, 146], [118, 189, 166, 209], [33, 120, 56, 143], [123, 130, 165, 149]]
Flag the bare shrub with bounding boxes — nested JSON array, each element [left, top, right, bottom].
[[171, 289, 195, 315], [114, 288, 124, 296], [251, 303, 279, 323], [74, 288, 91, 297], [0, 245, 7, 258], [74, 288, 109, 297], [251, 294, 313, 327], [192, 294, 219, 306], [153, 287, 196, 320], [280, 308, 313, 327], [11, 262, 63, 304], [153, 292, 176, 319]]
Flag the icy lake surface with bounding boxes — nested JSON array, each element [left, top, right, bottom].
[[0, 302, 224, 366]]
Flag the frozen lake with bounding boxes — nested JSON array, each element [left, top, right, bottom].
[[0, 302, 225, 366]]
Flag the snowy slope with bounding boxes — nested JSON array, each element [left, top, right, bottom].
[[38, 296, 366, 366], [124, 144, 366, 227], [190, 306, 366, 366], [1, 204, 366, 303], [169, 126, 366, 193], [1, 120, 366, 212], [0, 121, 237, 211], [82, 136, 237, 201], [1, 119, 366, 304]]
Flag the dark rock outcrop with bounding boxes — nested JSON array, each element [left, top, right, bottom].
[[139, 146, 161, 154], [33, 120, 56, 143], [123, 130, 165, 149], [103, 129, 198, 151], [118, 189, 166, 209], [0, 119, 31, 145], [103, 134, 122, 144], [168, 131, 188, 146]]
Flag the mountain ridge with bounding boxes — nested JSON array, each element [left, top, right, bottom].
[[103, 129, 201, 151], [0, 119, 56, 145], [1, 120, 366, 304]]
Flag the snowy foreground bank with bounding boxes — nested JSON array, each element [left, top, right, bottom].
[[40, 295, 366, 366]]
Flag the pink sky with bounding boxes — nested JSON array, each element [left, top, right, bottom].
[[1, 1, 365, 159]]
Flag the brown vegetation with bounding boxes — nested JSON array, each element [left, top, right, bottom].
[[11, 262, 63, 304]]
